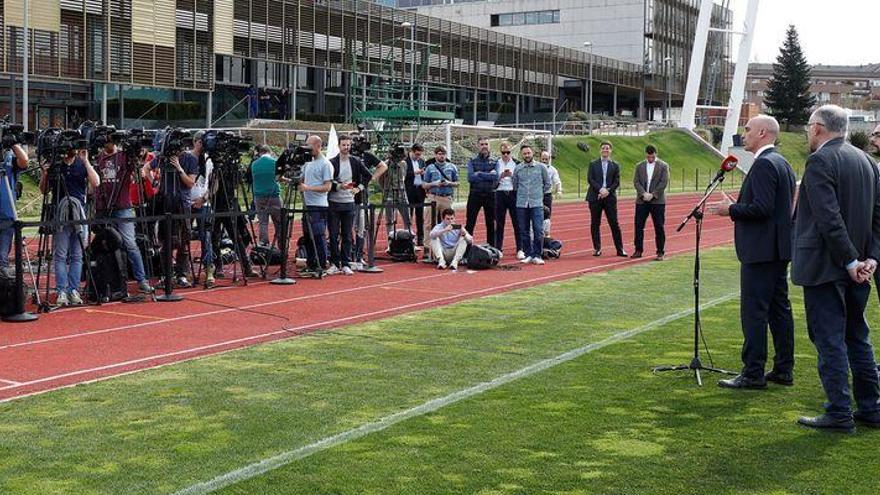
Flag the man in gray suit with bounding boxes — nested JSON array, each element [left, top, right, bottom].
[[792, 104, 880, 432], [632, 145, 669, 260]]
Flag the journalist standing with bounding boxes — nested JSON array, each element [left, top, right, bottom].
[[41, 147, 100, 306], [250, 144, 282, 247], [0, 143, 29, 274], [404, 144, 427, 248], [632, 145, 669, 261], [466, 137, 498, 246], [422, 146, 459, 229], [298, 135, 333, 277], [188, 134, 218, 287], [791, 105, 880, 432], [709, 115, 796, 390], [494, 141, 521, 257], [328, 135, 372, 275], [586, 141, 626, 257], [512, 144, 550, 265], [150, 142, 198, 287]]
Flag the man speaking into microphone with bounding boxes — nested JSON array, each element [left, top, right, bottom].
[[709, 115, 797, 389]]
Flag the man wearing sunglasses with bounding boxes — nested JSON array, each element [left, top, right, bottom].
[[466, 137, 498, 247], [495, 142, 522, 258]]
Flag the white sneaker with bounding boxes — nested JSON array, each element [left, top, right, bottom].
[[521, 257, 532, 264], [325, 265, 341, 276], [56, 291, 69, 307], [437, 262, 447, 270], [342, 266, 354, 276], [450, 264, 458, 272], [532, 258, 545, 265], [516, 250, 526, 260], [349, 261, 362, 271], [69, 290, 84, 305]]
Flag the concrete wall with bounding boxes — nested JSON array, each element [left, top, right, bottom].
[[414, 0, 646, 66]]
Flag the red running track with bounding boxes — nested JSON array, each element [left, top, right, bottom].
[[0, 193, 734, 402]]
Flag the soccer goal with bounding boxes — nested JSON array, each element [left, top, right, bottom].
[[416, 123, 553, 166]]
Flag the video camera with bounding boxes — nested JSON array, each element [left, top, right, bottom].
[[36, 128, 87, 165], [201, 130, 252, 168], [275, 135, 312, 185], [0, 117, 35, 150], [154, 127, 194, 159], [79, 122, 155, 161], [388, 142, 407, 163]]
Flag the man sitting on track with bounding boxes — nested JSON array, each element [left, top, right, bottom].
[[429, 208, 473, 272]]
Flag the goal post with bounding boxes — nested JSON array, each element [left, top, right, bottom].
[[418, 123, 553, 166]]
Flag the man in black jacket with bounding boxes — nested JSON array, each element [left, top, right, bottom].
[[327, 135, 374, 275], [709, 115, 797, 390], [404, 144, 427, 248], [586, 141, 626, 257], [791, 104, 880, 432]]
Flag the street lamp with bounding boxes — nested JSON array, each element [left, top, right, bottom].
[[583, 41, 593, 134], [663, 56, 672, 123], [401, 21, 415, 107]]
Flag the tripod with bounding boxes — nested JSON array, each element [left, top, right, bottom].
[[207, 159, 258, 286], [652, 173, 735, 386], [1, 159, 38, 322]]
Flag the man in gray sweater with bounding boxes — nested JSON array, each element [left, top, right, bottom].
[[512, 144, 551, 265]]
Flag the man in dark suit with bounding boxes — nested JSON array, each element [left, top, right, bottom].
[[632, 145, 669, 261], [791, 104, 880, 432], [709, 115, 797, 390], [586, 141, 626, 257], [404, 143, 427, 249]]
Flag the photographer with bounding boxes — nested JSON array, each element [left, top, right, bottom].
[[350, 139, 387, 269], [298, 135, 333, 277], [40, 146, 100, 305], [380, 146, 411, 238], [149, 137, 198, 288], [249, 144, 282, 247], [429, 208, 473, 272], [94, 138, 154, 294], [0, 143, 29, 275], [422, 145, 459, 233], [405, 143, 427, 249], [188, 132, 217, 287], [327, 135, 373, 275]]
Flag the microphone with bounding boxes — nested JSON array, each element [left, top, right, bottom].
[[711, 155, 739, 182]]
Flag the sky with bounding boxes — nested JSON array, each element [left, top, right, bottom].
[[730, 0, 877, 66]]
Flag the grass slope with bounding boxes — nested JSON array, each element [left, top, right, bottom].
[[775, 131, 810, 176], [0, 249, 742, 494]]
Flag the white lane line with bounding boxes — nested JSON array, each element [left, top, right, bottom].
[[0, 378, 21, 385], [0, 223, 732, 353], [0, 237, 733, 399], [172, 291, 739, 495]]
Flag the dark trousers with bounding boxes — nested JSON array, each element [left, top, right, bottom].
[[739, 261, 795, 379], [407, 186, 426, 245], [516, 206, 544, 259], [302, 206, 329, 270], [494, 190, 520, 252], [328, 201, 355, 267], [588, 196, 623, 252], [466, 191, 496, 247], [804, 280, 880, 419], [543, 193, 553, 219], [634, 203, 666, 254]]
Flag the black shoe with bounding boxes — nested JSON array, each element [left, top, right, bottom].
[[655, 253, 665, 261], [854, 411, 880, 428], [630, 251, 643, 259], [765, 370, 794, 386], [616, 250, 628, 257], [797, 414, 855, 433], [718, 374, 767, 389], [593, 249, 602, 257]]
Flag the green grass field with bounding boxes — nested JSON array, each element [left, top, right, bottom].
[[2, 247, 880, 494]]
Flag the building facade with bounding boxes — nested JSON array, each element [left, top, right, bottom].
[[745, 62, 880, 114]]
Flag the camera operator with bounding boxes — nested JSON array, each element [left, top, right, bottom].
[[327, 135, 375, 275], [40, 146, 100, 305], [350, 138, 387, 269], [298, 135, 333, 277], [0, 143, 29, 275], [429, 208, 473, 272], [94, 138, 154, 294], [149, 138, 198, 288], [381, 146, 411, 238], [248, 144, 282, 247], [405, 143, 427, 249], [187, 131, 218, 287]]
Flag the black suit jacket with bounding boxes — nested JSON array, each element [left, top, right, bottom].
[[586, 159, 621, 202], [729, 147, 797, 264], [404, 157, 426, 201], [791, 137, 880, 287]]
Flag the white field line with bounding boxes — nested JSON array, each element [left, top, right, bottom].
[[173, 291, 739, 495]]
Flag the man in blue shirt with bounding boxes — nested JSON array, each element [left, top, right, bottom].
[[40, 147, 100, 305], [429, 208, 473, 271], [466, 137, 498, 247], [0, 143, 29, 275], [512, 144, 550, 265], [298, 135, 333, 277], [422, 145, 459, 236]]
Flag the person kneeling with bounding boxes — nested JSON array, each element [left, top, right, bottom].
[[430, 208, 472, 272]]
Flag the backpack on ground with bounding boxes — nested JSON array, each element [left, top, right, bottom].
[[250, 244, 284, 266], [86, 226, 129, 303], [387, 229, 416, 262], [543, 237, 563, 259], [466, 243, 502, 269]]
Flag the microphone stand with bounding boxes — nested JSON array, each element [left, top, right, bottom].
[[653, 171, 735, 386]]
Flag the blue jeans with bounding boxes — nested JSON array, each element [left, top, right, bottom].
[[192, 206, 214, 267], [110, 208, 147, 282], [0, 219, 12, 269], [54, 226, 83, 293], [303, 206, 328, 270], [517, 206, 544, 259]]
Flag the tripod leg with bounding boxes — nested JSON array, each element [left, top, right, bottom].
[[695, 368, 703, 387]]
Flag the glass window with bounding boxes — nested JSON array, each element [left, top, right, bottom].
[[296, 92, 315, 115], [325, 95, 345, 117], [525, 12, 538, 25], [325, 70, 344, 93], [511, 13, 524, 25], [498, 14, 511, 26], [296, 66, 315, 90], [553, 10, 560, 23]]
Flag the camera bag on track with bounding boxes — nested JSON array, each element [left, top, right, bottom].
[[86, 226, 129, 303], [388, 229, 416, 262], [466, 243, 501, 269]]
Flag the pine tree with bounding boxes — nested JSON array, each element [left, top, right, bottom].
[[763, 25, 816, 128]]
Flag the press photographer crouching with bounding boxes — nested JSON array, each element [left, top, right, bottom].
[[298, 135, 334, 278], [39, 131, 100, 305], [0, 139, 29, 277], [430, 208, 473, 272], [327, 134, 374, 275], [92, 127, 154, 294]]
